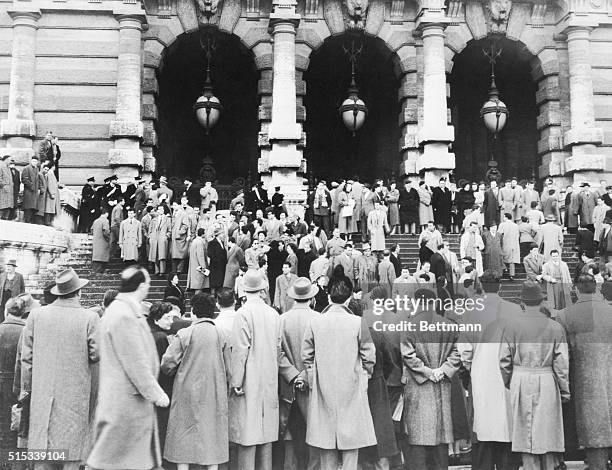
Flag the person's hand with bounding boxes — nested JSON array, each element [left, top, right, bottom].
[[428, 373, 439, 383], [155, 393, 170, 408], [294, 378, 306, 392], [433, 368, 445, 382], [233, 387, 244, 396]]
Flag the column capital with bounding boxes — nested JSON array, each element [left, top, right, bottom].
[[557, 16, 598, 36], [1, 119, 36, 138], [113, 11, 147, 29], [268, 0, 300, 32], [7, 8, 41, 27]]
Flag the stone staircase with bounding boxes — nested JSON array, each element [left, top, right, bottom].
[[54, 232, 580, 309]]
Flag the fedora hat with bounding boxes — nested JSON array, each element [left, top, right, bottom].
[[288, 277, 319, 300], [6, 259, 17, 267], [544, 214, 557, 222], [50, 268, 89, 296], [520, 281, 545, 303], [242, 269, 268, 292]]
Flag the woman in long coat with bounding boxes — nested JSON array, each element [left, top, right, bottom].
[[171, 209, 190, 264], [161, 314, 229, 467], [338, 183, 358, 236], [149, 207, 172, 275], [91, 212, 111, 265], [399, 181, 420, 235], [386, 182, 400, 234], [483, 226, 505, 278], [564, 186, 579, 234], [416, 182, 433, 232], [44, 166, 61, 218], [0, 157, 14, 214], [367, 203, 389, 252]]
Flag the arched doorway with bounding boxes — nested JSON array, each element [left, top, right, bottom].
[[449, 38, 539, 183], [303, 34, 401, 183], [156, 29, 259, 187]]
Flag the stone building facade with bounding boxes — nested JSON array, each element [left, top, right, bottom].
[[0, 0, 611, 204]]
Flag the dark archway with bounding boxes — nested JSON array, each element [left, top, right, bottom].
[[156, 29, 259, 185], [304, 34, 401, 183], [449, 38, 539, 182]]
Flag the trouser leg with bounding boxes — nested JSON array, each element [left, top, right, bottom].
[[255, 443, 272, 470], [471, 440, 494, 470], [427, 444, 448, 470], [284, 441, 297, 470], [521, 453, 539, 470], [237, 444, 257, 470], [493, 442, 520, 470], [508, 262, 515, 277], [586, 448, 610, 470], [318, 449, 338, 469], [340, 449, 359, 470], [404, 445, 427, 470]]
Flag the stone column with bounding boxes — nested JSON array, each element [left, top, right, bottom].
[[563, 25, 604, 182], [264, 0, 306, 215], [416, 20, 455, 186], [0, 8, 41, 165], [109, 13, 146, 182]]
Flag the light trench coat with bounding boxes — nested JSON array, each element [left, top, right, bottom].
[[119, 218, 142, 261], [302, 304, 377, 450]]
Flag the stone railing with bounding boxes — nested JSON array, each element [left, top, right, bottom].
[[0, 220, 71, 277]]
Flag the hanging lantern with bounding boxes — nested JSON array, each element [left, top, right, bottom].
[[480, 75, 508, 135], [340, 78, 368, 136], [194, 74, 223, 134]]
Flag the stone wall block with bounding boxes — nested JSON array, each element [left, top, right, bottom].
[[381, 28, 414, 52], [322, 0, 345, 35], [465, 1, 487, 40], [296, 24, 330, 50], [365, 0, 385, 36], [142, 67, 159, 94], [142, 120, 157, 146], [537, 101, 561, 129], [218, 0, 242, 34], [398, 72, 418, 100], [108, 147, 144, 167], [506, 2, 531, 41], [396, 45, 417, 74], [1, 118, 35, 137], [444, 24, 472, 56], [241, 26, 270, 48], [109, 119, 143, 138]]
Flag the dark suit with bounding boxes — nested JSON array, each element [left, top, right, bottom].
[[390, 253, 402, 278], [9, 167, 19, 220], [183, 184, 201, 208], [0, 272, 25, 322], [431, 187, 452, 231], [208, 238, 227, 290], [599, 227, 612, 263], [79, 184, 98, 233], [574, 228, 594, 256], [483, 188, 500, 228]]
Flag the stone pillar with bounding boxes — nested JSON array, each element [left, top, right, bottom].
[[562, 25, 604, 182], [109, 13, 146, 182], [0, 8, 41, 165], [416, 19, 455, 186], [264, 0, 306, 216]]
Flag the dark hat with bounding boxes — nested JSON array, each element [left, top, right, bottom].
[[134, 176, 142, 181], [287, 277, 319, 300], [104, 176, 112, 183], [242, 269, 268, 292], [520, 281, 545, 303], [6, 259, 17, 267], [111, 175, 118, 181], [87, 177, 95, 182], [275, 186, 281, 191], [580, 182, 590, 187], [50, 268, 89, 296], [529, 242, 539, 250], [606, 185, 612, 191]]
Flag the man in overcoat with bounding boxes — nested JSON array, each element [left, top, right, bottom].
[[483, 180, 500, 228], [149, 205, 171, 275], [278, 277, 320, 470], [119, 208, 142, 263], [576, 182, 597, 231], [186, 227, 209, 294], [0, 260, 25, 322], [208, 227, 227, 295], [78, 177, 98, 233], [301, 277, 376, 470], [431, 178, 452, 233], [499, 281, 570, 470], [229, 269, 283, 470], [274, 262, 298, 313], [171, 203, 190, 273], [91, 208, 111, 273], [161, 293, 230, 469], [21, 268, 99, 470], [21, 156, 40, 224], [400, 288, 461, 470], [88, 266, 170, 470], [224, 236, 245, 289], [0, 154, 14, 220], [557, 276, 612, 470]]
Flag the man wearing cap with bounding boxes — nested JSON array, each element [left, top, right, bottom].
[[157, 176, 174, 204], [88, 266, 169, 470], [540, 214, 563, 262], [21, 268, 99, 470], [576, 182, 597, 231], [0, 260, 25, 322], [229, 269, 282, 470], [557, 276, 612, 470], [133, 178, 148, 220], [78, 176, 98, 232], [119, 207, 142, 264], [499, 281, 570, 470], [278, 277, 320, 470]]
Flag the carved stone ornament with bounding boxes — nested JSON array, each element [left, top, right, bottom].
[[344, 0, 369, 29], [485, 0, 512, 33], [196, 0, 221, 21]]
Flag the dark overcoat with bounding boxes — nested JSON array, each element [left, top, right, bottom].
[[558, 296, 612, 448], [398, 187, 419, 225], [208, 238, 227, 289], [431, 186, 452, 227], [20, 164, 39, 210], [0, 316, 25, 451]]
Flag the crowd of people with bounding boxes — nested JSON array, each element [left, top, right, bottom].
[[1, 171, 612, 470]]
